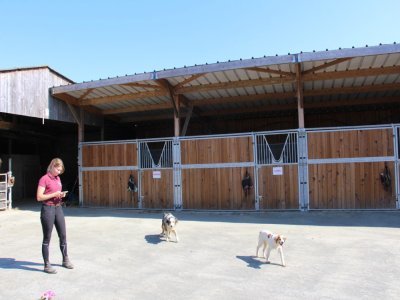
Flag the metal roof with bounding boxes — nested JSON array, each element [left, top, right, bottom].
[[51, 43, 400, 123]]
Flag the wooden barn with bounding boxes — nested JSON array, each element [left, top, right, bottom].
[[1, 44, 400, 210]]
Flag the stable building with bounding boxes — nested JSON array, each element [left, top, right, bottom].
[[1, 43, 400, 210]]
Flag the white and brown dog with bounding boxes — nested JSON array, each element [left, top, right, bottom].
[[256, 230, 286, 266], [161, 212, 179, 242]]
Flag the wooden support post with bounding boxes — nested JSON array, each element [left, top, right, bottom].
[[78, 108, 85, 143], [296, 63, 305, 129], [174, 95, 180, 137]]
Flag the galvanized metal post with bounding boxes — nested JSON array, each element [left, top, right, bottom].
[[138, 142, 143, 209], [173, 138, 182, 210], [394, 125, 399, 209], [78, 143, 83, 207], [252, 133, 260, 210], [297, 129, 309, 211]]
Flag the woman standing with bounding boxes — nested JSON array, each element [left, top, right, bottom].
[[36, 158, 74, 274]]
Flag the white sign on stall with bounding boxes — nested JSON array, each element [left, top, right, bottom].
[[153, 170, 161, 179], [272, 166, 283, 175]]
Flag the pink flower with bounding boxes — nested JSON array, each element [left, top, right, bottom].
[[40, 290, 56, 300]]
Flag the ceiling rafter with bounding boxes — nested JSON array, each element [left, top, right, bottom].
[[155, 79, 179, 116], [302, 65, 400, 81], [99, 82, 400, 115], [176, 76, 295, 94], [103, 102, 172, 115], [120, 82, 161, 89], [79, 88, 94, 100], [244, 67, 294, 77], [302, 57, 353, 75], [79, 90, 168, 106], [195, 96, 400, 117], [174, 73, 206, 89]]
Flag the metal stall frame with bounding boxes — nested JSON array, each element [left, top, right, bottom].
[[254, 129, 300, 211], [78, 140, 139, 207], [306, 124, 398, 211], [179, 132, 255, 211], [394, 125, 400, 209], [138, 137, 174, 209], [78, 123, 400, 211]]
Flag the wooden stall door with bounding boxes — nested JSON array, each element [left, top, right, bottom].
[[182, 167, 255, 210], [82, 170, 138, 208], [140, 169, 173, 209], [258, 165, 299, 209]]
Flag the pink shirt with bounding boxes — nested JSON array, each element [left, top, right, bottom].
[[38, 172, 62, 206]]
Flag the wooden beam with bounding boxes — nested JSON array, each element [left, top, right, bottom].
[[155, 79, 179, 116], [0, 121, 13, 130], [67, 103, 82, 127], [174, 73, 206, 89], [304, 82, 400, 97], [306, 96, 400, 109], [103, 102, 172, 115], [181, 104, 193, 136], [193, 96, 400, 117], [176, 76, 295, 94], [244, 67, 294, 77], [80, 90, 167, 106], [79, 89, 94, 100], [52, 93, 80, 106], [121, 82, 161, 89], [302, 58, 353, 75], [191, 92, 295, 106], [302, 65, 400, 81]]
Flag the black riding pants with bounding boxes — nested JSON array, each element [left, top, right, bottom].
[[40, 205, 68, 263]]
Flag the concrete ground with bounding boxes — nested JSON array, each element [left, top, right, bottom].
[[0, 204, 399, 300]]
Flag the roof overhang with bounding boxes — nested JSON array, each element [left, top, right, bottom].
[[51, 43, 400, 124]]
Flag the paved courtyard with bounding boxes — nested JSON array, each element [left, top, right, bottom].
[[1, 204, 399, 299]]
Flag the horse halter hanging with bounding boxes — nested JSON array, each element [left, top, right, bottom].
[[379, 163, 391, 191]]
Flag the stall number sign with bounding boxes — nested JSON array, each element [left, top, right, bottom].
[[273, 167, 283, 175], [153, 171, 161, 179]]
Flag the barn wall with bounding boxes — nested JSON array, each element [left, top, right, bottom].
[[307, 128, 396, 209], [81, 142, 138, 208], [181, 136, 254, 210], [0, 67, 101, 126], [79, 125, 399, 210]]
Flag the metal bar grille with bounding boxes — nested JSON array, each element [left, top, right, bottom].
[[256, 132, 298, 165], [139, 140, 173, 169]]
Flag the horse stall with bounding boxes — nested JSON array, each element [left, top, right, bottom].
[[180, 134, 255, 210], [78, 124, 399, 211], [307, 125, 398, 209]]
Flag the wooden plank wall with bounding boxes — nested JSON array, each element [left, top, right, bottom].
[[309, 162, 395, 209], [181, 136, 253, 164], [308, 129, 396, 209], [181, 136, 254, 209], [182, 167, 255, 209], [140, 170, 173, 209], [82, 143, 137, 167], [82, 170, 138, 208], [308, 129, 393, 159], [81, 143, 138, 207], [258, 165, 299, 209]]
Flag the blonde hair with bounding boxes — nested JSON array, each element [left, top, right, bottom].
[[47, 158, 65, 174]]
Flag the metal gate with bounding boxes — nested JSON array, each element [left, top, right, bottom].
[[255, 131, 300, 210], [138, 139, 175, 209], [395, 125, 400, 209], [0, 172, 13, 210]]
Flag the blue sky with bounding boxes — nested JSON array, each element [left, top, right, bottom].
[[1, 0, 399, 83]]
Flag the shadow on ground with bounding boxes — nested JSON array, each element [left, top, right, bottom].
[[0, 258, 43, 272], [11, 201, 400, 229]]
